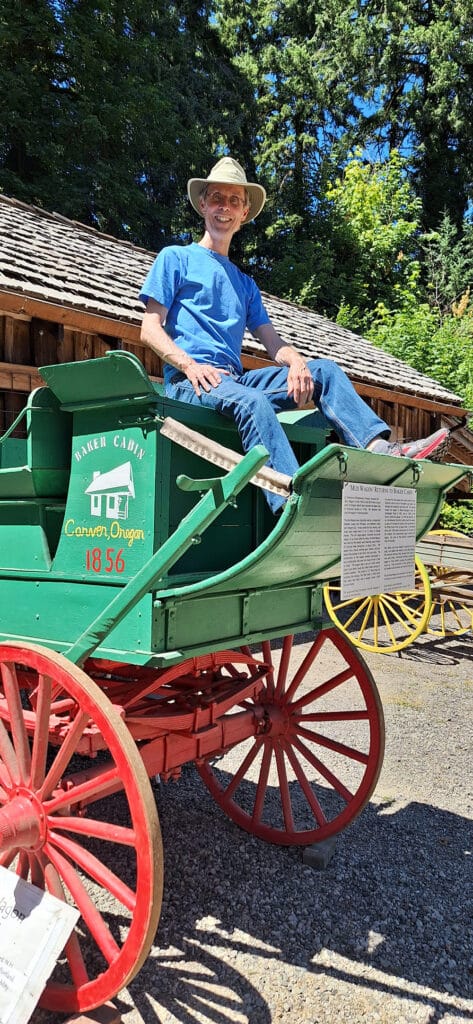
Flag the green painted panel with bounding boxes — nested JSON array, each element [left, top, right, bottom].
[[0, 580, 152, 659], [0, 525, 51, 570], [40, 351, 157, 408], [52, 409, 156, 580], [154, 584, 324, 656]]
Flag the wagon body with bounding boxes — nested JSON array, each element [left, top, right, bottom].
[[0, 350, 466, 664], [0, 350, 470, 1016]]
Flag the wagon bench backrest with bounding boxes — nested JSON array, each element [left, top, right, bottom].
[[0, 386, 72, 498], [0, 388, 72, 570]]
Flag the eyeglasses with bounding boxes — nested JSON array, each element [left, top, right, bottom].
[[205, 190, 247, 209]]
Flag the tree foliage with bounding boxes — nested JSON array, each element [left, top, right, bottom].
[[0, 0, 254, 247], [1, 0, 473, 408]]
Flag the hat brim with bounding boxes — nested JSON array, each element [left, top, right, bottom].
[[187, 177, 266, 223]]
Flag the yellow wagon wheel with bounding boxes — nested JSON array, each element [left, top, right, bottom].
[[425, 529, 473, 637], [323, 555, 432, 654]]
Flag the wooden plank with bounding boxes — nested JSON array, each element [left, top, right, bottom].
[[0, 365, 42, 391], [0, 291, 141, 343], [60, 327, 76, 363], [32, 317, 59, 366], [351, 378, 468, 417]]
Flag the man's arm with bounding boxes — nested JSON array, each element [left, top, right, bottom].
[[140, 298, 226, 397], [254, 322, 314, 407]]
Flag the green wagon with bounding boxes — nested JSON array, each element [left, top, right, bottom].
[[0, 351, 468, 1014]]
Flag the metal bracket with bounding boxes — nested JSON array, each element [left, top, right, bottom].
[[337, 451, 348, 478]]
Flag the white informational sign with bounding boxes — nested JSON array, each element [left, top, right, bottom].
[[341, 482, 417, 600], [0, 867, 79, 1024]]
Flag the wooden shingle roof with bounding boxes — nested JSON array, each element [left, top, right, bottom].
[[0, 192, 465, 407]]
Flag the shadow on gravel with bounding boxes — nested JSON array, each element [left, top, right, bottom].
[[393, 633, 473, 666], [118, 767, 473, 1024]]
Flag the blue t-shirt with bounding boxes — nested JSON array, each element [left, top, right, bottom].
[[139, 242, 270, 382]]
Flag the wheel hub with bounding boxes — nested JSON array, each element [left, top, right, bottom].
[[0, 790, 46, 852], [261, 701, 290, 737]]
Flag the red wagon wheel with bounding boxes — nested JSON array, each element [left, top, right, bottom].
[[197, 628, 384, 845], [0, 642, 163, 1015]]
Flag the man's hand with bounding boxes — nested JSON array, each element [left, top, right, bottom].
[[287, 361, 314, 407], [253, 324, 314, 407], [184, 361, 229, 397]]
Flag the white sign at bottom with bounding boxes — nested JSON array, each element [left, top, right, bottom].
[[0, 866, 79, 1024], [341, 482, 417, 600]]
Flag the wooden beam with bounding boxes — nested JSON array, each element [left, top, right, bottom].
[[0, 291, 141, 344], [351, 379, 468, 417], [0, 362, 43, 391]]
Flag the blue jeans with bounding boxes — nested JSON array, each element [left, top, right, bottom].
[[166, 358, 389, 512]]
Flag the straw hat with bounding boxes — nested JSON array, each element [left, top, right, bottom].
[[187, 157, 266, 223]]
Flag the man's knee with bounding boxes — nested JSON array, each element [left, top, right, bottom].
[[307, 357, 350, 384]]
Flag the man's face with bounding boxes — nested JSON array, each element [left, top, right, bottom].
[[199, 185, 250, 237]]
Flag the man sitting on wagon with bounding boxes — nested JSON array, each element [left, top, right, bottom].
[[139, 157, 449, 513]]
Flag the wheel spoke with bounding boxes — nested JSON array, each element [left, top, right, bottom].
[[274, 744, 294, 833], [292, 735, 353, 803], [377, 599, 400, 645], [222, 739, 262, 802], [291, 666, 354, 712], [295, 724, 369, 765], [275, 635, 294, 698], [0, 849, 17, 868], [252, 741, 272, 825], [282, 739, 326, 827], [49, 831, 137, 912], [30, 672, 53, 790], [38, 709, 89, 801], [261, 641, 275, 697], [285, 633, 325, 703], [45, 762, 122, 813], [355, 598, 374, 643], [0, 716, 19, 788], [44, 858, 90, 989], [0, 662, 31, 784], [48, 814, 137, 846], [29, 852, 45, 889], [300, 709, 370, 722], [16, 850, 29, 879], [45, 842, 120, 964]]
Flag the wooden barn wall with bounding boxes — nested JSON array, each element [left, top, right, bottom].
[[0, 313, 162, 433], [0, 311, 437, 440]]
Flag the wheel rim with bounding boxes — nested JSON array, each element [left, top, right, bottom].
[[323, 555, 432, 653], [424, 530, 473, 636], [0, 642, 163, 1014], [197, 629, 385, 844]]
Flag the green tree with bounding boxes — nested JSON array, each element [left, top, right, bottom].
[[322, 150, 422, 321], [331, 0, 473, 231], [0, 0, 254, 248], [420, 212, 473, 313]]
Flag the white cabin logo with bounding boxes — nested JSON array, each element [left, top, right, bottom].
[[85, 461, 135, 520]]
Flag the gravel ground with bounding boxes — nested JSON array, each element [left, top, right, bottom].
[[32, 629, 472, 1024]]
